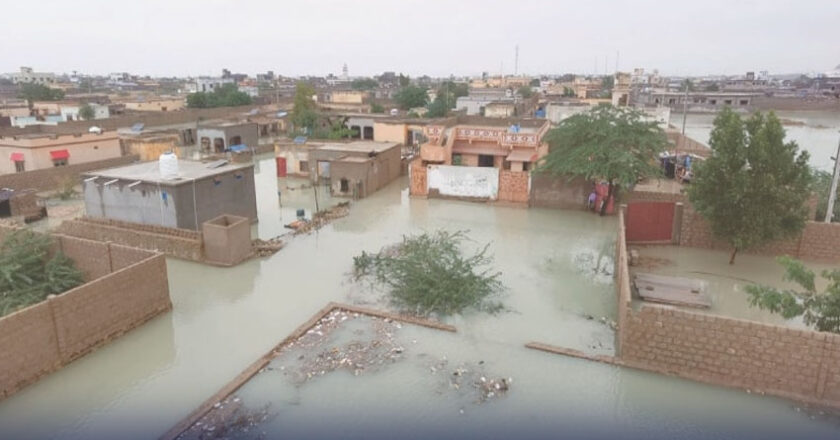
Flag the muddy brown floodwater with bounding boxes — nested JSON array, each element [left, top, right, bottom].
[[0, 153, 838, 439]]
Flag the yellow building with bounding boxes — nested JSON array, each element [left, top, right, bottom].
[[0, 130, 122, 174]]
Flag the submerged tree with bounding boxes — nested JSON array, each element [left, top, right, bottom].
[[687, 109, 812, 264], [536, 104, 667, 215], [745, 256, 840, 333], [352, 230, 505, 317]]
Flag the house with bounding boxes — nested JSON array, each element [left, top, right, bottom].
[[308, 141, 401, 198], [372, 118, 429, 147], [196, 121, 258, 154], [123, 98, 185, 112], [0, 129, 122, 174], [82, 160, 257, 230], [410, 116, 550, 204], [2, 67, 56, 85]]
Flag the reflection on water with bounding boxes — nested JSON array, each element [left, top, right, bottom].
[[0, 154, 837, 439]]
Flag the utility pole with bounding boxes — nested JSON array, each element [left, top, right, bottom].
[[825, 133, 840, 223], [514, 45, 519, 76], [681, 79, 689, 136]]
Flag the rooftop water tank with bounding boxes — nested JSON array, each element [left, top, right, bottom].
[[159, 152, 179, 179]]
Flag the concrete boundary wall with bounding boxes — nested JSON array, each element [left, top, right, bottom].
[[161, 302, 456, 440], [0, 155, 138, 192], [0, 230, 172, 400]]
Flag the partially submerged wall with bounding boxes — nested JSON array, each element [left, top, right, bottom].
[[0, 234, 171, 399], [427, 165, 499, 200], [529, 174, 588, 209], [615, 210, 840, 409], [497, 170, 529, 204], [58, 217, 203, 261]]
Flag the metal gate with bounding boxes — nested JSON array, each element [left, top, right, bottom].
[[625, 202, 675, 242], [276, 157, 287, 177]]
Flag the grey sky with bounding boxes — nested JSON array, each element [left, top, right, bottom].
[[1, 0, 838, 78]]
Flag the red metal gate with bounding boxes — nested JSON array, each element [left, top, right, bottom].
[[625, 202, 675, 242], [276, 157, 287, 177]]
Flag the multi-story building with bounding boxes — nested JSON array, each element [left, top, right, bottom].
[[3, 67, 56, 85]]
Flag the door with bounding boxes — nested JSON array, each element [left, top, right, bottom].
[[276, 157, 287, 177], [625, 202, 675, 242]]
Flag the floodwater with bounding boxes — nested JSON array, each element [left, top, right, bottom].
[[670, 110, 840, 171], [0, 154, 838, 439], [631, 245, 838, 328]]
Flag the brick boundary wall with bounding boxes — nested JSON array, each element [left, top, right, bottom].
[[58, 217, 204, 262], [0, 230, 172, 400], [161, 302, 456, 440], [497, 170, 530, 204], [529, 174, 589, 209], [614, 210, 840, 409], [0, 155, 139, 192], [626, 190, 840, 263], [408, 158, 428, 197]]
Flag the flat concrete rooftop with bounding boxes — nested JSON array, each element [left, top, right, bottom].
[[83, 160, 253, 185], [316, 141, 399, 154]]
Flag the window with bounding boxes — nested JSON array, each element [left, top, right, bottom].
[[668, 98, 676, 104], [452, 154, 463, 166], [709, 99, 717, 105], [724, 100, 732, 105], [522, 162, 531, 172], [340, 178, 349, 193], [478, 155, 495, 167], [14, 161, 25, 173], [299, 161, 309, 172], [740, 100, 749, 105], [53, 159, 68, 167]]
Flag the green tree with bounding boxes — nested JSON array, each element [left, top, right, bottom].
[[601, 75, 614, 90], [813, 169, 840, 222], [518, 85, 534, 98], [291, 82, 318, 133], [562, 86, 576, 98], [398, 73, 410, 87], [394, 85, 428, 110], [687, 109, 812, 264], [536, 105, 667, 216], [352, 230, 505, 317], [425, 81, 467, 118], [745, 256, 840, 333], [705, 83, 720, 92], [78, 103, 96, 120], [529, 78, 540, 87], [351, 78, 379, 90], [370, 102, 385, 113], [18, 83, 64, 107], [185, 83, 252, 108]]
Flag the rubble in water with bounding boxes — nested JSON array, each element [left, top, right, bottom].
[[263, 310, 405, 384], [428, 358, 512, 405], [251, 237, 284, 258], [176, 396, 274, 440]]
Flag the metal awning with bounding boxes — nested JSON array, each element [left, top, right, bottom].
[[50, 149, 70, 160], [506, 149, 538, 162], [9, 152, 24, 162]]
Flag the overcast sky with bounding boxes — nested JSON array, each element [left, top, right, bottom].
[[1, 0, 838, 78]]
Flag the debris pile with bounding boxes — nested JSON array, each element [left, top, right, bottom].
[[428, 358, 512, 405], [251, 237, 284, 258], [176, 397, 274, 440], [285, 202, 351, 235], [264, 310, 405, 384]]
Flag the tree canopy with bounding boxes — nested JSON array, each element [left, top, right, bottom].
[[18, 83, 64, 102], [426, 81, 468, 118], [291, 82, 318, 133], [745, 256, 840, 333], [687, 109, 812, 263], [394, 85, 428, 110], [351, 78, 379, 90], [536, 105, 667, 215], [78, 103, 96, 120], [186, 83, 252, 108], [517, 85, 534, 98], [352, 230, 505, 317], [398, 73, 410, 87]]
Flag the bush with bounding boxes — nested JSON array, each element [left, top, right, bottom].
[[353, 230, 505, 317], [0, 230, 84, 316]]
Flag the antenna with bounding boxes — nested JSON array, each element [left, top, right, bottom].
[[515, 45, 519, 76], [615, 50, 619, 73]]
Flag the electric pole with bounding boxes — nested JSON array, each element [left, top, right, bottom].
[[681, 79, 689, 136], [825, 132, 840, 223]]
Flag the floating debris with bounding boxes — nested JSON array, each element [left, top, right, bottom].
[[428, 358, 512, 405]]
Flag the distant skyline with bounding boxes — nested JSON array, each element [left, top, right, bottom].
[[1, 0, 838, 78]]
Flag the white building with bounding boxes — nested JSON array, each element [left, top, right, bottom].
[[3, 67, 56, 85], [194, 77, 235, 93]]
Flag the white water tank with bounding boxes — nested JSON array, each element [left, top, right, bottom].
[[159, 152, 179, 179]]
